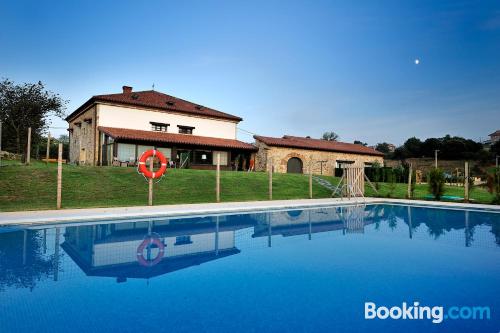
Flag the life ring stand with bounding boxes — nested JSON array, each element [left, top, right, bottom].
[[137, 149, 168, 180], [136, 234, 165, 267]]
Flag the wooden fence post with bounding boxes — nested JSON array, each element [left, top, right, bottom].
[[268, 157, 273, 200], [148, 156, 154, 206], [45, 132, 51, 164], [56, 143, 62, 209], [26, 127, 31, 165], [0, 120, 2, 166], [0, 120, 2, 167], [216, 152, 220, 202], [309, 157, 313, 199], [407, 163, 412, 199], [464, 161, 469, 202]]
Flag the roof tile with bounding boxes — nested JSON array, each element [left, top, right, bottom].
[[67, 90, 242, 122], [99, 126, 257, 151], [254, 135, 384, 156]]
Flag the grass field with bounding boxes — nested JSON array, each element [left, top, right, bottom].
[[0, 161, 496, 212]]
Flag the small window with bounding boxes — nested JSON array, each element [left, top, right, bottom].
[[150, 122, 169, 132], [193, 150, 212, 164], [178, 125, 194, 134], [175, 235, 192, 245]]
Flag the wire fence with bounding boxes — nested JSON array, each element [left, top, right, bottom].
[[0, 155, 498, 211]]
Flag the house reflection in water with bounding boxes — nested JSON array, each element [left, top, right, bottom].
[[61, 215, 255, 282], [58, 205, 499, 283], [60, 207, 376, 281], [251, 205, 380, 243]]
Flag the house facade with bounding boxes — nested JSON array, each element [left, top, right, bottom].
[[65, 86, 257, 170], [489, 130, 500, 144], [254, 135, 384, 175]]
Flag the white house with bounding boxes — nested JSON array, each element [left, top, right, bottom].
[[65, 86, 257, 170]]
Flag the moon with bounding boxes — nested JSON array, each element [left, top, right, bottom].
[[414, 59, 420, 65]]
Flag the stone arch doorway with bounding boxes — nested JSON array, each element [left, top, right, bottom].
[[287, 157, 303, 173]]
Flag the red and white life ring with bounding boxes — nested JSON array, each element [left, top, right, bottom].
[[138, 149, 168, 179], [136, 236, 165, 267]]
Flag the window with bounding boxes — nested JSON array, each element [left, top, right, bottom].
[[175, 235, 192, 245], [155, 147, 172, 160], [150, 122, 169, 132], [212, 151, 228, 166], [117, 143, 136, 162], [193, 150, 212, 165], [178, 125, 194, 134], [138, 145, 154, 159]]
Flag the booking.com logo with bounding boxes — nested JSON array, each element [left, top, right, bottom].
[[365, 302, 491, 324]]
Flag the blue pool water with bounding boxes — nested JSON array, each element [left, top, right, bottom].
[[0, 204, 499, 332]]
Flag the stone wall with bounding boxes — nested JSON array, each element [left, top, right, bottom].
[[254, 143, 384, 175], [385, 158, 478, 174], [68, 105, 99, 165]]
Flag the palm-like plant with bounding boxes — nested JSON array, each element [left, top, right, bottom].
[[428, 168, 445, 200]]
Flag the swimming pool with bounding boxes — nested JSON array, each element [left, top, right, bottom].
[[0, 204, 498, 332]]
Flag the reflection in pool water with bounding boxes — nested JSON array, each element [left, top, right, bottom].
[[0, 204, 499, 332]]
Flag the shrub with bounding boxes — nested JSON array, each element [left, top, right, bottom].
[[428, 168, 445, 200], [487, 168, 500, 204]]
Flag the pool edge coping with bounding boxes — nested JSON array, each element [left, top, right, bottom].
[[1, 197, 499, 226]]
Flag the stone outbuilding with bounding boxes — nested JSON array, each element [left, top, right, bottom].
[[253, 135, 384, 175]]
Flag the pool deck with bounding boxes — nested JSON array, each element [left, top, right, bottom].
[[0, 198, 499, 226]]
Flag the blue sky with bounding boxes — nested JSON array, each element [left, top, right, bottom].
[[1, 0, 499, 145]]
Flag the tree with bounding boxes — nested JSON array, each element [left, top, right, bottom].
[[58, 134, 69, 144], [353, 140, 367, 146], [403, 137, 423, 157], [491, 141, 500, 157], [375, 142, 391, 154], [0, 79, 67, 155], [322, 131, 339, 141], [421, 138, 442, 157], [393, 146, 409, 160]]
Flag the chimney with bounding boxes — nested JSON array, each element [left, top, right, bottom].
[[122, 86, 132, 94]]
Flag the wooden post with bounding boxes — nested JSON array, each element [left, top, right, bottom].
[[268, 157, 273, 200], [0, 120, 2, 167], [407, 163, 412, 199], [26, 127, 31, 165], [56, 143, 62, 209], [148, 156, 154, 206], [216, 152, 220, 202], [45, 132, 51, 164], [309, 157, 313, 199], [464, 161, 469, 202]]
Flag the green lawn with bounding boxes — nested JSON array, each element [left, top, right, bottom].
[[0, 161, 334, 211], [0, 161, 496, 212], [362, 179, 495, 204]]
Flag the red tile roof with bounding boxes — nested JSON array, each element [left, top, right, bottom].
[[254, 135, 384, 156], [99, 126, 257, 151], [489, 130, 500, 137], [67, 89, 242, 122]]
